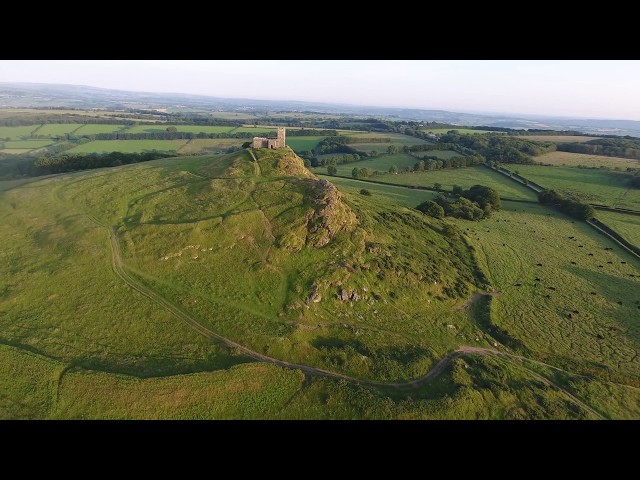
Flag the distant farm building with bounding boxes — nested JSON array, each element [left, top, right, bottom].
[[253, 127, 286, 149]]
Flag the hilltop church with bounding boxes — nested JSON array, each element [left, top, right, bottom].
[[252, 127, 286, 149]]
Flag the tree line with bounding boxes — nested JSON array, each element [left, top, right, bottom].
[[416, 185, 501, 221], [32, 151, 175, 175], [556, 137, 640, 160], [537, 189, 595, 220]]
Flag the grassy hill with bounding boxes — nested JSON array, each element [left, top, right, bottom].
[[1, 147, 639, 419]]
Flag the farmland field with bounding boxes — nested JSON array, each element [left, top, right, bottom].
[[522, 135, 598, 143], [177, 138, 244, 154], [3, 140, 54, 150], [285, 136, 326, 152], [232, 126, 279, 134], [320, 174, 437, 207], [0, 125, 39, 139], [514, 165, 640, 210], [68, 139, 189, 153], [36, 123, 83, 136], [535, 151, 640, 169], [312, 153, 418, 177], [374, 166, 539, 201], [420, 128, 496, 135], [595, 210, 640, 247], [74, 124, 127, 135], [413, 150, 463, 160], [126, 125, 235, 134], [0, 148, 33, 155]]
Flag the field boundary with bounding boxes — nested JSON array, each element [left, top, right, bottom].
[[485, 163, 640, 259]]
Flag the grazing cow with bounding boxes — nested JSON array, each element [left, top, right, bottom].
[[598, 265, 604, 268], [579, 245, 584, 248], [607, 261, 613, 264], [571, 261, 577, 265], [590, 292, 597, 295], [588, 253, 594, 256], [621, 261, 626, 264], [618, 301, 623, 305], [573, 310, 579, 314], [514, 283, 522, 287], [535, 278, 541, 281], [536, 263, 543, 266], [548, 286, 556, 291]]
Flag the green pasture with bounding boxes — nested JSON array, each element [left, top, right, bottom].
[[68, 140, 189, 153]]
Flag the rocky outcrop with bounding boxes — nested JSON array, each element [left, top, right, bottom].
[[303, 179, 358, 248]]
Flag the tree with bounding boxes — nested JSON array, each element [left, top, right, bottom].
[[327, 165, 337, 176], [452, 184, 463, 196], [434, 182, 442, 192], [414, 160, 425, 172], [416, 200, 444, 219], [360, 189, 372, 196], [370, 150, 378, 158], [241, 141, 252, 149], [352, 167, 359, 179], [387, 145, 399, 155], [166, 126, 177, 133], [388, 165, 398, 174]]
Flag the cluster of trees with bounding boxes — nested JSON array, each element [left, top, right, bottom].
[[556, 137, 640, 160], [32, 151, 175, 175], [416, 185, 501, 221], [321, 153, 363, 167], [438, 132, 556, 164], [631, 176, 640, 188], [538, 189, 595, 220], [410, 154, 485, 171], [317, 138, 365, 156]]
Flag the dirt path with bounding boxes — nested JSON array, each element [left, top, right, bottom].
[[248, 149, 261, 176], [107, 227, 606, 417]]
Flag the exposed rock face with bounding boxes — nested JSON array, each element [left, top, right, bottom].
[[308, 285, 322, 303], [303, 179, 358, 248]]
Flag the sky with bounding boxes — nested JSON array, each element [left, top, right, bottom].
[[2, 60, 639, 120]]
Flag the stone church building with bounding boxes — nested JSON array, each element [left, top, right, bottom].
[[252, 127, 286, 149]]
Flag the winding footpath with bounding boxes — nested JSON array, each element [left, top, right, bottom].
[[108, 228, 606, 418]]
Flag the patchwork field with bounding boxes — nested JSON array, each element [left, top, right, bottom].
[[285, 136, 327, 153], [313, 153, 418, 176], [420, 128, 496, 135], [68, 139, 189, 153], [514, 165, 640, 210], [595, 210, 640, 247], [36, 123, 83, 136], [535, 151, 640, 169], [126, 125, 235, 134], [374, 166, 539, 201], [74, 124, 127, 135], [522, 135, 598, 143], [0, 125, 39, 140], [3, 140, 54, 150], [177, 138, 244, 154]]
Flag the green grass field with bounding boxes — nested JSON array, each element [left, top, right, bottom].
[[373, 166, 539, 201], [595, 210, 640, 247], [126, 125, 235, 134], [522, 135, 598, 143], [421, 128, 496, 135], [320, 175, 437, 207], [232, 126, 279, 134], [2, 148, 639, 419], [535, 151, 640, 169], [313, 153, 418, 177], [286, 136, 327, 153], [514, 164, 640, 210], [74, 124, 127, 135], [0, 125, 39, 140], [3, 140, 54, 150], [0, 148, 33, 155], [36, 124, 83, 136], [177, 138, 244, 154], [68, 140, 189, 153]]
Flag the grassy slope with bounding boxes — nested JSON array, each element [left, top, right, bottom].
[[2, 148, 639, 419]]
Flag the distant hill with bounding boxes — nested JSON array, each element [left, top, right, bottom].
[[2, 82, 640, 136]]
